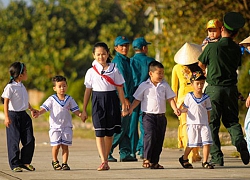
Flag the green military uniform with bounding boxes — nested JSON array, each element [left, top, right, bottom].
[[198, 12, 249, 166], [109, 48, 136, 161], [130, 51, 155, 158]]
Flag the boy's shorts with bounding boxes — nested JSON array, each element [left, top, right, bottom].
[[187, 124, 213, 147], [49, 127, 73, 146]]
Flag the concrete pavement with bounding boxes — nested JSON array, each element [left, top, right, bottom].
[[0, 129, 250, 180]]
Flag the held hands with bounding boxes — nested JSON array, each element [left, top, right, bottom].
[[174, 108, 181, 116], [31, 109, 39, 118], [81, 111, 88, 123]]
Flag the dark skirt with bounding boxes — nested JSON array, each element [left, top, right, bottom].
[[92, 90, 121, 137]]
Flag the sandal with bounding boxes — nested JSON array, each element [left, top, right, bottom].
[[97, 161, 109, 171], [202, 162, 214, 169], [150, 163, 164, 169], [142, 159, 151, 168], [179, 155, 193, 169], [52, 160, 62, 170], [62, 163, 70, 170], [22, 164, 35, 171], [12, 167, 23, 172]]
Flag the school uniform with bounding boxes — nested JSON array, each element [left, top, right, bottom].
[[129, 53, 155, 158], [133, 78, 175, 164], [85, 60, 125, 137], [41, 94, 80, 146], [183, 92, 213, 147], [1, 81, 35, 170]]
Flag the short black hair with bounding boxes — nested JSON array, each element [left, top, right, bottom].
[[52, 75, 67, 86], [148, 60, 164, 72]]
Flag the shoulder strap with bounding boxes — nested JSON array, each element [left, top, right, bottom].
[[93, 66, 123, 87]]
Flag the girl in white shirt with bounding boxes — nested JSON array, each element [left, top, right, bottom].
[[1, 62, 37, 172], [82, 42, 127, 171]]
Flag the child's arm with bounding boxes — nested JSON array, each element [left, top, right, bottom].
[[207, 111, 210, 123], [81, 88, 92, 122], [73, 110, 82, 118], [3, 98, 11, 128], [128, 99, 141, 116], [180, 107, 188, 113], [167, 98, 181, 116], [116, 86, 127, 117]]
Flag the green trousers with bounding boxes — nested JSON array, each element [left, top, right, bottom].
[[205, 85, 246, 164]]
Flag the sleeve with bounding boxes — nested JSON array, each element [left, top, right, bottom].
[[69, 97, 80, 112], [1, 84, 12, 99], [84, 69, 92, 88], [198, 44, 210, 65], [206, 97, 212, 111], [183, 93, 189, 108], [133, 84, 145, 101], [165, 82, 176, 100], [114, 66, 125, 85], [41, 97, 52, 112]]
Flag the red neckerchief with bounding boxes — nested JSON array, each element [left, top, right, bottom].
[[92, 65, 123, 87]]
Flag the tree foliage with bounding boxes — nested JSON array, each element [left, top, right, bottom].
[[0, 0, 249, 112]]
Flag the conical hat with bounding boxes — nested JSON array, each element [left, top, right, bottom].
[[174, 42, 202, 65], [239, 36, 250, 45]]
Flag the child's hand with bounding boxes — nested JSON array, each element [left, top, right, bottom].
[[4, 117, 11, 128], [174, 109, 181, 116], [31, 109, 39, 118], [121, 110, 129, 117], [128, 108, 133, 116]]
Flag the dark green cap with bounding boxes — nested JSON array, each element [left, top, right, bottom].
[[223, 12, 245, 31]]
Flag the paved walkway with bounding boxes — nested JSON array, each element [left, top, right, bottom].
[[0, 129, 250, 180]]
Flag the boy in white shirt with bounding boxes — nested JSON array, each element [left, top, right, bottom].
[[35, 75, 82, 170], [128, 61, 180, 169], [179, 71, 213, 169]]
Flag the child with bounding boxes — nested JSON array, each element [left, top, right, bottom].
[[128, 61, 180, 169], [81, 42, 127, 171], [201, 19, 222, 49], [1, 62, 37, 172], [35, 75, 82, 170], [179, 71, 214, 169]]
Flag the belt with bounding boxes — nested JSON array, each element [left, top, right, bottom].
[[143, 112, 165, 117]]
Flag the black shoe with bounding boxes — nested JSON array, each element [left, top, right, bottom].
[[108, 155, 117, 162], [239, 141, 250, 165], [120, 155, 138, 162]]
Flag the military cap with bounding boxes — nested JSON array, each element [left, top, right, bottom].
[[223, 12, 245, 31], [114, 36, 130, 46], [132, 37, 151, 50]]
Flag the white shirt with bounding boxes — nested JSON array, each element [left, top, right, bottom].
[[84, 60, 125, 91], [133, 78, 176, 114], [183, 92, 212, 125], [41, 94, 79, 128], [1, 81, 29, 111]]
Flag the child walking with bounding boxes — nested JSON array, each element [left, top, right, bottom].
[[128, 61, 180, 169], [1, 62, 37, 172], [35, 75, 82, 170], [179, 71, 214, 169], [81, 42, 127, 171]]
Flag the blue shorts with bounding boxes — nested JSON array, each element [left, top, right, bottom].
[[92, 91, 121, 137]]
